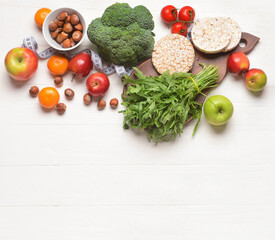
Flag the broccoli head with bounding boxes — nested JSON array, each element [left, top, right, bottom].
[[87, 3, 155, 67]]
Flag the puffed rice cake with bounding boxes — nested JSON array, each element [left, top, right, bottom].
[[191, 17, 232, 54], [218, 17, 242, 52], [152, 34, 195, 74]]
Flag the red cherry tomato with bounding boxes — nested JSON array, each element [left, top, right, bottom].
[[171, 22, 187, 37], [161, 5, 178, 24], [179, 6, 195, 22]]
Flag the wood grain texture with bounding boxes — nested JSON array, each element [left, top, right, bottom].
[[0, 0, 275, 239]]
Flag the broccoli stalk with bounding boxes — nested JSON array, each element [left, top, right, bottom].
[[87, 3, 155, 68]]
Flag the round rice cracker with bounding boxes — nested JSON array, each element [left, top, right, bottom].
[[218, 17, 242, 52], [152, 34, 195, 74], [191, 17, 232, 54]]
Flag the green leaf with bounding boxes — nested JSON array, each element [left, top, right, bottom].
[[120, 64, 220, 142]]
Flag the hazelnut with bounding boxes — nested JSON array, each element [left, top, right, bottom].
[[62, 38, 71, 48], [64, 88, 75, 99], [74, 23, 83, 31], [54, 76, 63, 87], [110, 98, 119, 109], [83, 93, 92, 105], [56, 31, 68, 43], [72, 31, 82, 42], [97, 99, 106, 110], [56, 34, 62, 43], [70, 14, 80, 25], [50, 29, 59, 39], [65, 15, 71, 23], [49, 21, 58, 31], [29, 86, 39, 97], [57, 27, 63, 33], [55, 19, 64, 27], [56, 103, 67, 115], [63, 23, 73, 33], [70, 38, 76, 47], [58, 11, 69, 21]]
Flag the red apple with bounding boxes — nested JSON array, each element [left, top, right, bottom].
[[86, 73, 110, 97], [245, 68, 267, 91], [227, 52, 250, 75], [68, 52, 93, 78], [4, 47, 38, 81]]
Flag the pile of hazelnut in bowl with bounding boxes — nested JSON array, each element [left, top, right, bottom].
[[42, 8, 86, 51]]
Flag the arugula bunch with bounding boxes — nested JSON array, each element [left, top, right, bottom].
[[120, 64, 220, 142]]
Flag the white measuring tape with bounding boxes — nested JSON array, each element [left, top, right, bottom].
[[22, 36, 133, 77]]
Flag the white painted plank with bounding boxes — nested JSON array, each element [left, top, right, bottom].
[[0, 206, 274, 240], [0, 124, 274, 165], [0, 165, 275, 206]]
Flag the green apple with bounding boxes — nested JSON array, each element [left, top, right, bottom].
[[203, 95, 234, 126]]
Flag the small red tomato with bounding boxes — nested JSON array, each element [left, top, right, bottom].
[[86, 72, 110, 97], [179, 6, 195, 22], [161, 5, 178, 24], [171, 22, 187, 37], [227, 52, 250, 75]]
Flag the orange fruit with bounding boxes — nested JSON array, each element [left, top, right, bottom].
[[47, 55, 69, 76], [34, 8, 51, 29], [38, 87, 60, 109]]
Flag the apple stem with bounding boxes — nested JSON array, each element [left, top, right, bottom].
[[71, 74, 76, 82]]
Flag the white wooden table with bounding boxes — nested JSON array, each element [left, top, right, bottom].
[[1, 0, 275, 239]]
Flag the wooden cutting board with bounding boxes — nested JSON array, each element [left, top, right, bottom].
[[130, 32, 260, 107]]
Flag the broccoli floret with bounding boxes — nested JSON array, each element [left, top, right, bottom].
[[87, 3, 155, 67], [134, 5, 154, 30]]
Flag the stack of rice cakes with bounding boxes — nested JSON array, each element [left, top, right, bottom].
[[152, 17, 241, 74], [191, 17, 241, 53]]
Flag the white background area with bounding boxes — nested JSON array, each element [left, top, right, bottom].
[[0, 0, 275, 239]]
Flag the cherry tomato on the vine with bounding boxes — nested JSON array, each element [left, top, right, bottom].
[[171, 22, 187, 37], [161, 5, 178, 24], [179, 6, 195, 22]]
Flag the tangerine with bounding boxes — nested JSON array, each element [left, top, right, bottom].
[[34, 8, 51, 29], [38, 87, 60, 109], [47, 55, 69, 76]]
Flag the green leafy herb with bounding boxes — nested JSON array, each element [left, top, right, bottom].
[[120, 63, 220, 142]]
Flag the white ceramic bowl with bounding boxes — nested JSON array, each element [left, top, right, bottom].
[[42, 7, 86, 51]]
